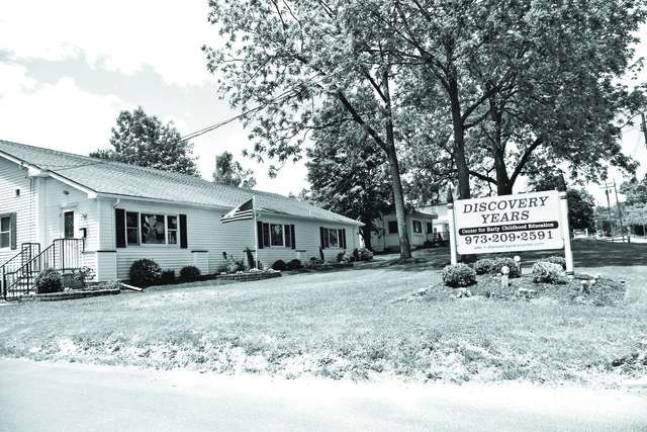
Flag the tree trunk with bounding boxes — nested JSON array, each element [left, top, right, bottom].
[[360, 220, 373, 250], [385, 147, 412, 259], [493, 149, 512, 195], [448, 78, 471, 199], [382, 67, 411, 259]]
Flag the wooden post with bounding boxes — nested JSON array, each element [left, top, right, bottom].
[[1, 266, 5, 300], [559, 192, 574, 274], [447, 202, 458, 265]]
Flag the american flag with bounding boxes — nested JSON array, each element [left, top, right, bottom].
[[221, 197, 255, 224]]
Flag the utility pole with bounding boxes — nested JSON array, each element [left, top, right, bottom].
[[613, 181, 629, 243]]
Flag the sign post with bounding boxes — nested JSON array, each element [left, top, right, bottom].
[[447, 202, 458, 265], [559, 192, 574, 274]]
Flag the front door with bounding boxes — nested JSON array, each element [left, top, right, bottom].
[[64, 211, 75, 239]]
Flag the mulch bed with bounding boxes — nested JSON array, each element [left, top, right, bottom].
[[425, 273, 626, 306]]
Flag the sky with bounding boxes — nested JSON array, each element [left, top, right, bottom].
[[0, 1, 645, 204]]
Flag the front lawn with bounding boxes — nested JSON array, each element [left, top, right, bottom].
[[1, 261, 646, 386]]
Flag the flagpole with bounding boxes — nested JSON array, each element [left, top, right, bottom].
[[252, 194, 258, 269]]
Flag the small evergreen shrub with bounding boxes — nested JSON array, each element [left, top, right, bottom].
[[271, 259, 287, 271], [35, 268, 63, 294], [490, 257, 521, 278], [129, 259, 162, 287], [179, 266, 201, 282], [336, 251, 350, 262], [244, 247, 255, 269], [442, 264, 477, 288], [73, 266, 96, 287], [286, 259, 303, 270], [357, 248, 374, 261], [531, 262, 567, 284], [474, 259, 494, 275], [540, 256, 567, 270], [160, 270, 176, 285]]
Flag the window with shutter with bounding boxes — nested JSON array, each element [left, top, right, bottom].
[[257, 221, 264, 249], [115, 209, 126, 248], [290, 224, 296, 249], [179, 214, 188, 248]]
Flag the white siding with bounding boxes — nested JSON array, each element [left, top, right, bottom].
[[371, 213, 436, 252], [0, 158, 37, 264], [256, 216, 360, 267]]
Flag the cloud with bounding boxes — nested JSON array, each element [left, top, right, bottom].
[[0, 0, 218, 86], [0, 63, 127, 154]]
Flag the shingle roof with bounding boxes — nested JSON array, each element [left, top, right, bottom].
[[0, 139, 361, 226]]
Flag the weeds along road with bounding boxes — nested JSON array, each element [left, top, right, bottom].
[[1, 358, 646, 432]]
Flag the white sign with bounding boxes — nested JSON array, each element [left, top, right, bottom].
[[453, 191, 564, 255]]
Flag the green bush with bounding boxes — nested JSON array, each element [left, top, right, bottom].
[[531, 262, 567, 284], [129, 259, 162, 287], [442, 264, 477, 288], [286, 259, 303, 270], [160, 270, 176, 285], [271, 259, 287, 271], [474, 259, 494, 275], [179, 266, 201, 282], [35, 268, 63, 294], [540, 256, 567, 270], [73, 266, 95, 287], [358, 248, 374, 261], [490, 257, 521, 278]]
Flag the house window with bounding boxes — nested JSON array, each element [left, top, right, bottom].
[[413, 220, 422, 233], [427, 222, 433, 234], [320, 227, 347, 249], [141, 214, 166, 244], [0, 216, 10, 248], [388, 221, 398, 234], [126, 212, 140, 245], [257, 222, 295, 249], [270, 224, 284, 246], [167, 216, 178, 245]]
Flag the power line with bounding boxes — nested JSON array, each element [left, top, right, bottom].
[[179, 67, 352, 143]]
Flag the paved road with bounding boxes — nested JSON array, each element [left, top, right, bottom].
[[1, 358, 646, 432]]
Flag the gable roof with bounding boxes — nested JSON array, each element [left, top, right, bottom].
[[0, 139, 361, 226]]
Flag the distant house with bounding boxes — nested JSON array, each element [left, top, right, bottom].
[[0, 140, 361, 294], [371, 208, 437, 252], [419, 203, 450, 242]]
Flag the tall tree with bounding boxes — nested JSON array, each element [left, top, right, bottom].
[[212, 151, 256, 189], [620, 175, 647, 206], [307, 101, 392, 249], [204, 1, 414, 258], [91, 107, 199, 176]]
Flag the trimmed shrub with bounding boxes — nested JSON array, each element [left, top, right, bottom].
[[336, 251, 349, 262], [129, 259, 162, 287], [531, 262, 567, 284], [540, 256, 567, 270], [442, 264, 477, 288], [286, 259, 303, 270], [271, 259, 287, 271], [244, 247, 255, 269], [160, 270, 176, 285], [474, 259, 494, 275], [35, 268, 63, 294], [73, 266, 96, 287], [490, 257, 521, 278], [358, 248, 374, 261], [179, 266, 201, 282]]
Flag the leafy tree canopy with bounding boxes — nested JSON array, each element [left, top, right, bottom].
[[91, 107, 199, 176], [212, 151, 256, 189]]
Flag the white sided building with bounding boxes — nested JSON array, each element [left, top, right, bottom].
[[371, 209, 437, 252], [0, 140, 362, 296]]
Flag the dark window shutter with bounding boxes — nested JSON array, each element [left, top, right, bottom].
[[284, 224, 291, 247], [179, 214, 188, 249], [257, 221, 264, 249], [262, 223, 270, 247], [320, 227, 325, 248], [341, 228, 346, 249], [10, 213, 17, 250], [115, 209, 126, 248], [290, 224, 296, 249]]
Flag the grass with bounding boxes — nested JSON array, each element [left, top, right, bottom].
[[1, 241, 646, 387]]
